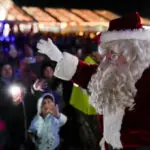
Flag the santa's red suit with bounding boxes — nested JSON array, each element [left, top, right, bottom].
[[37, 12, 150, 149]]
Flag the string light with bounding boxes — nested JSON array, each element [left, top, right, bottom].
[[89, 33, 95, 39], [38, 23, 44, 28], [96, 32, 100, 35], [13, 24, 18, 33], [3, 23, 10, 37], [79, 31, 84, 36], [60, 22, 67, 29], [0, 6, 7, 20], [33, 23, 39, 33]]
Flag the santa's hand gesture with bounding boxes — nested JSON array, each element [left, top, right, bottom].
[[37, 38, 63, 62]]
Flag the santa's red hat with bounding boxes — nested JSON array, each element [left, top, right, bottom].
[[100, 12, 150, 43]]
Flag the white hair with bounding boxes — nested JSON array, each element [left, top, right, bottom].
[[88, 39, 150, 114]]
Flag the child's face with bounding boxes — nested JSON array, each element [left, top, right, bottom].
[[41, 98, 54, 116]]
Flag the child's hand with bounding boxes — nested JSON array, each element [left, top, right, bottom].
[[50, 104, 60, 119]]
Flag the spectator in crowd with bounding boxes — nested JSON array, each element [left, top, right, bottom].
[[32, 61, 63, 111], [28, 93, 67, 150], [0, 61, 37, 150], [0, 61, 25, 150], [0, 30, 102, 150]]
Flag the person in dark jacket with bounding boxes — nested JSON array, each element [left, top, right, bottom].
[[0, 62, 25, 150], [32, 61, 63, 111]]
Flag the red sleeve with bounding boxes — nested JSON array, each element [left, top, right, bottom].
[[72, 60, 98, 89]]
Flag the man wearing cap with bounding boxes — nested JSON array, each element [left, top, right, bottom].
[[37, 12, 150, 149]]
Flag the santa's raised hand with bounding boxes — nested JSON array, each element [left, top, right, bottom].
[[37, 38, 63, 62]]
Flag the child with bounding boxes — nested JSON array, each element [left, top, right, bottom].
[[28, 93, 67, 150]]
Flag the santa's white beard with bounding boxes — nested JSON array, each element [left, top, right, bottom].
[[88, 39, 150, 115], [88, 62, 136, 114]]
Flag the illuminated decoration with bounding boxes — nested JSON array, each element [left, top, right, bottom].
[[7, 5, 32, 21], [38, 23, 44, 28], [89, 33, 95, 39], [45, 8, 84, 23], [33, 22, 39, 33], [141, 18, 150, 26], [13, 24, 18, 33], [0, 0, 149, 33], [60, 22, 67, 29], [0, 6, 7, 20], [0, 0, 32, 21], [19, 23, 32, 32], [71, 9, 108, 26], [0, 0, 12, 20], [37, 22, 60, 32], [0, 0, 12, 9], [79, 31, 84, 36], [3, 23, 10, 37], [94, 10, 120, 20], [58, 9, 84, 23], [45, 8, 70, 22], [22, 7, 56, 22], [96, 31, 100, 35]]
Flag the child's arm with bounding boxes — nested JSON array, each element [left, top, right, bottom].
[[28, 117, 39, 145], [28, 115, 44, 137], [58, 113, 67, 127], [28, 117, 38, 134]]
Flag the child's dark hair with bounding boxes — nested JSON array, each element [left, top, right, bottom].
[[43, 95, 54, 102]]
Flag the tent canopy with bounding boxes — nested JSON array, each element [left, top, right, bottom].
[[0, 0, 150, 33]]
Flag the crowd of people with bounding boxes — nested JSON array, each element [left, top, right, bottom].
[[2, 11, 150, 150], [0, 31, 101, 150]]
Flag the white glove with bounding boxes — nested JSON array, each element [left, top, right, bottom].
[[37, 38, 63, 62]]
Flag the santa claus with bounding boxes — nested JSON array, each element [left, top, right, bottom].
[[37, 12, 150, 149]]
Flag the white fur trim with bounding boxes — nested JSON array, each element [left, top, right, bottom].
[[101, 29, 150, 43], [99, 137, 105, 150], [37, 93, 55, 115], [54, 52, 79, 80], [103, 107, 124, 149], [37, 96, 44, 115]]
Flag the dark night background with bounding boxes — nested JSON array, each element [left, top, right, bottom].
[[13, 0, 150, 18]]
